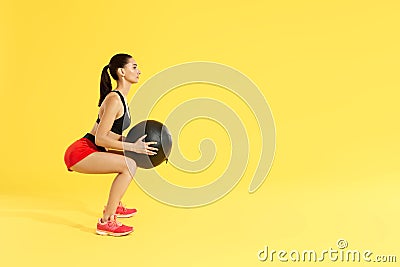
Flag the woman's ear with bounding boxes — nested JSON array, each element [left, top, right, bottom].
[[118, 67, 126, 77]]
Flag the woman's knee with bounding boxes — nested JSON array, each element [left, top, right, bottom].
[[122, 157, 137, 177]]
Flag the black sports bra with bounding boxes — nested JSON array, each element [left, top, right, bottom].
[[96, 90, 131, 135]]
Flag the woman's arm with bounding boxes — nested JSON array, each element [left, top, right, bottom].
[[94, 95, 135, 151], [107, 136, 126, 155], [95, 94, 157, 155]]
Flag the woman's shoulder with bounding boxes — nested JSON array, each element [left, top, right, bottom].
[[98, 93, 122, 115], [102, 92, 121, 106]]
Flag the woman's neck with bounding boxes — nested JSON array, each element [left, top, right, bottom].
[[115, 80, 132, 98]]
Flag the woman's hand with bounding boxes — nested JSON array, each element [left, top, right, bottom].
[[129, 134, 158, 155]]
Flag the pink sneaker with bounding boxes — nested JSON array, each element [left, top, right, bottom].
[[116, 201, 137, 218], [96, 215, 133, 236], [104, 202, 137, 218]]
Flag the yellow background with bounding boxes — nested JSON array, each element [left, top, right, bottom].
[[1, 0, 399, 266]]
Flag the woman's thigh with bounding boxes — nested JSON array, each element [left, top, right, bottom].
[[70, 152, 136, 175], [106, 149, 125, 156]]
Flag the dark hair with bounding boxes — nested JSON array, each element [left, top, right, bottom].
[[98, 53, 132, 107]]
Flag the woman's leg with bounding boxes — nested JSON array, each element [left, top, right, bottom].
[[69, 152, 137, 221], [106, 149, 124, 155]]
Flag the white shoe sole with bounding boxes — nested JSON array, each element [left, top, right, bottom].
[[116, 211, 137, 218], [96, 229, 133, 237]]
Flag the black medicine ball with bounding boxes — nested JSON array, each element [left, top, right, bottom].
[[125, 120, 172, 169]]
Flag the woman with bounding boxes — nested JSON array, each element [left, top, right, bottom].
[[64, 53, 158, 236]]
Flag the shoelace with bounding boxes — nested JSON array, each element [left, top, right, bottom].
[[119, 201, 127, 212], [107, 215, 122, 228]]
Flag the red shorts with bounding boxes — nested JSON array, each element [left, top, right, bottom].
[[64, 133, 107, 172]]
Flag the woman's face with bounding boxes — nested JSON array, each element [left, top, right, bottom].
[[122, 58, 141, 83]]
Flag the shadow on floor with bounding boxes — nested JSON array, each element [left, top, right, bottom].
[[1, 210, 98, 234]]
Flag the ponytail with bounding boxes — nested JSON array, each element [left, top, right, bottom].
[[98, 53, 132, 106], [98, 65, 112, 107]]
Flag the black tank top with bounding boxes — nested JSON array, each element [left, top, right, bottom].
[[96, 90, 131, 135]]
